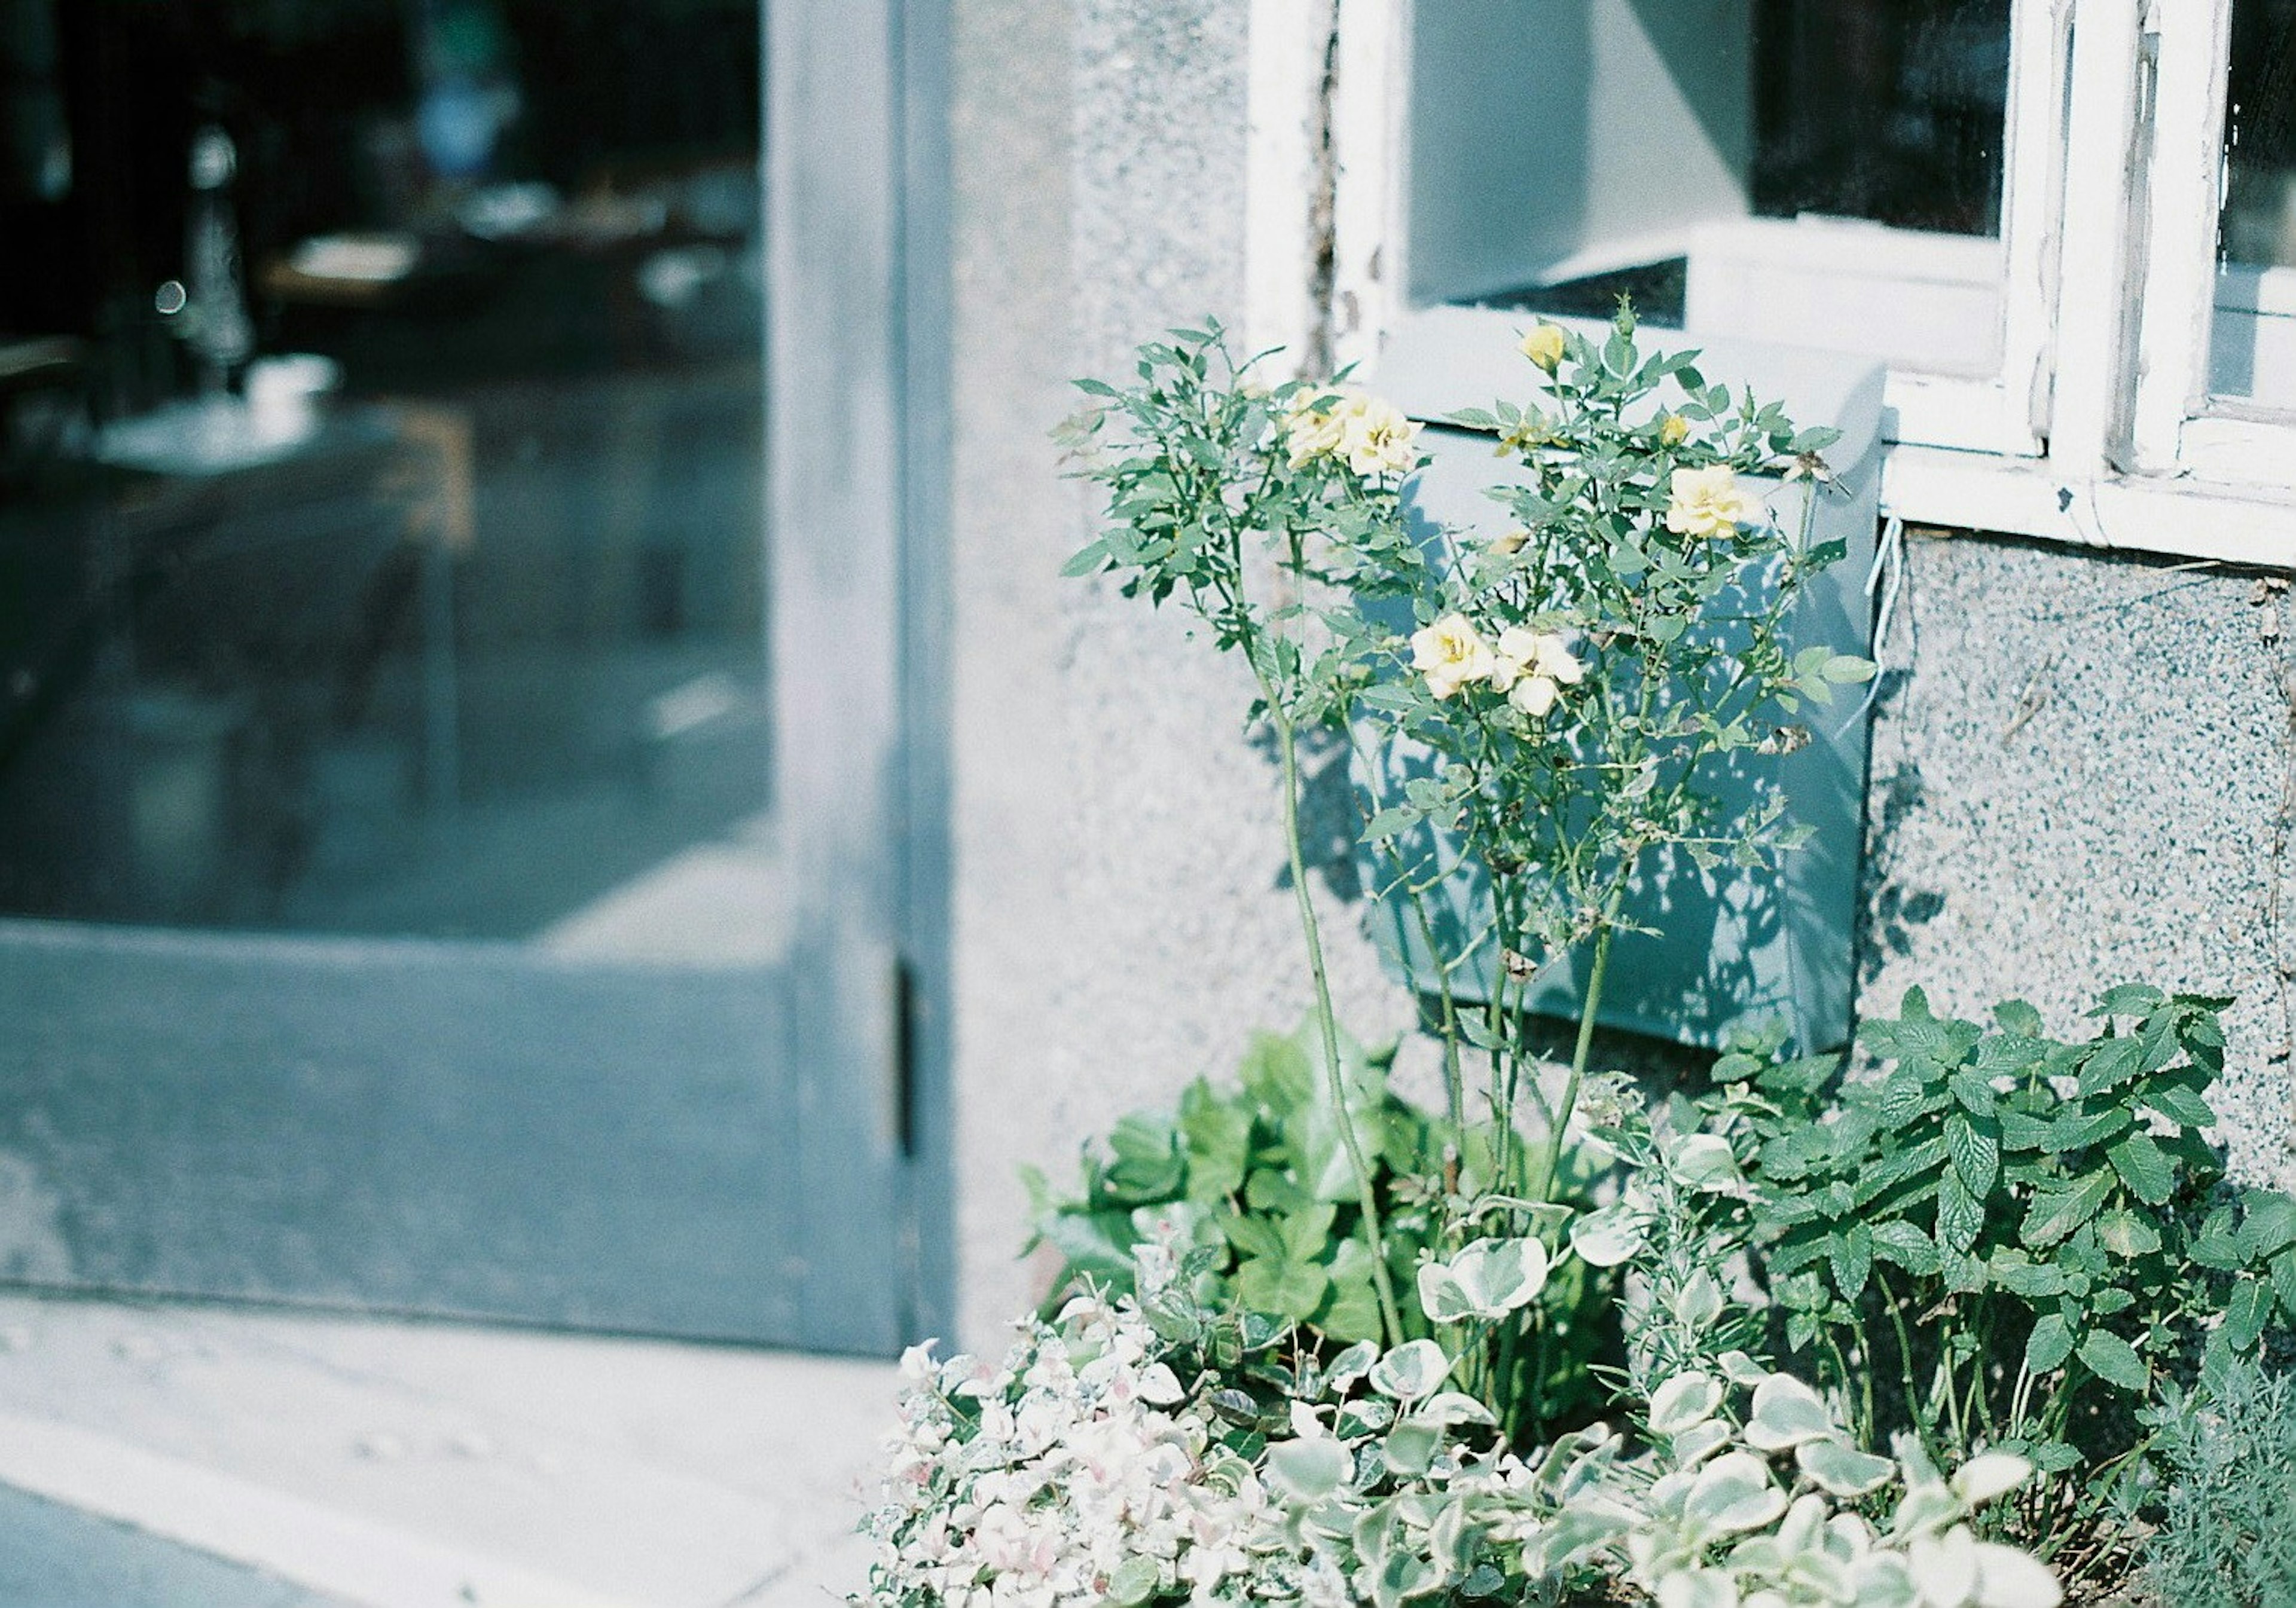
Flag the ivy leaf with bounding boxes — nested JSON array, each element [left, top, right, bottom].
[[1947, 1112, 2001, 1198], [2106, 1132, 2175, 1205], [2022, 1170, 2112, 1249], [2025, 1313, 2075, 1374], [2078, 1331, 2149, 1392]]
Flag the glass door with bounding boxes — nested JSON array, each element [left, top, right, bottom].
[[0, 0, 898, 1349]]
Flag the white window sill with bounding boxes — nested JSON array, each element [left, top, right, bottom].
[[1882, 442, 2296, 571]]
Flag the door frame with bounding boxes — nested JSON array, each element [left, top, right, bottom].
[[765, 0, 955, 1350]]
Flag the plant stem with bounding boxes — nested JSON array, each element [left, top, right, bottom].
[[1541, 882, 1628, 1200], [1274, 709, 1406, 1349]]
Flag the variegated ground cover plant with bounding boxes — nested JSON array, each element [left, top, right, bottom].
[[859, 314, 2291, 1607]]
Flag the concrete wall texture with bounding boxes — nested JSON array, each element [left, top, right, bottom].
[[945, 3, 2296, 1345]]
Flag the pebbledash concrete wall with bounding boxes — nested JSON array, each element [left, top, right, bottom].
[[944, 0, 2296, 1347]]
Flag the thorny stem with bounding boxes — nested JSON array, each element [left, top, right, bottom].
[[1275, 705, 1405, 1349]]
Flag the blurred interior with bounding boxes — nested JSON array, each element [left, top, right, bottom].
[[0, 0, 771, 948]]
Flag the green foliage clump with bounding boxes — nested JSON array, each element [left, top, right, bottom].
[[1022, 1019, 1621, 1433], [2140, 1354, 2296, 1607], [1730, 983, 2296, 1579]]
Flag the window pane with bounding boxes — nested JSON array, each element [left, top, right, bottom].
[[1407, 0, 2013, 375], [2211, 0, 2296, 406], [0, 0, 771, 954], [1752, 0, 2011, 237]]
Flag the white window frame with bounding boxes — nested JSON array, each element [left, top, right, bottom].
[[1265, 0, 2296, 571]]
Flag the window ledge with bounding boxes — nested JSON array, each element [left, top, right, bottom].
[[1881, 442, 2296, 572]]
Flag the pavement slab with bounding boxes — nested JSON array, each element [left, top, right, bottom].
[[0, 1293, 899, 1608]]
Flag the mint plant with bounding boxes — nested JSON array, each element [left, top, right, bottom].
[[1730, 985, 2296, 1578]]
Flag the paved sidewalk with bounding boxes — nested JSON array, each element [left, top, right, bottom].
[[0, 1293, 899, 1608]]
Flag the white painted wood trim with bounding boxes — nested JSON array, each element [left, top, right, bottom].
[[1883, 442, 2296, 570], [1246, 0, 1337, 372], [2048, 0, 2147, 475], [2127, 0, 2235, 470], [1329, 0, 1407, 374], [1998, 0, 2074, 448]]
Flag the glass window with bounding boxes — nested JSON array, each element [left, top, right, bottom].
[[1406, 0, 2014, 374], [0, 0, 771, 952], [2210, 0, 2296, 408]]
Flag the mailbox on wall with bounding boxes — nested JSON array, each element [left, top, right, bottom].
[[1363, 307, 1886, 1054]]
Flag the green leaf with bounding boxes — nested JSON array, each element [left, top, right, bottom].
[[2025, 1313, 2075, 1374], [2239, 1193, 2296, 1264], [2106, 1131, 2175, 1205], [2095, 1208, 2163, 1259], [2022, 1170, 2112, 1249], [1107, 1557, 1162, 1606], [1236, 1256, 1329, 1322], [1369, 1340, 1452, 1402], [2077, 1036, 2146, 1097], [1937, 1170, 1983, 1255], [2227, 1276, 2273, 1350], [2090, 984, 2167, 1018], [2274, 1249, 2296, 1320], [1829, 1224, 1873, 1301], [1060, 540, 1111, 577], [1992, 999, 2045, 1037], [1870, 1221, 1942, 1276], [1797, 1437, 1896, 1498], [2139, 1081, 2217, 1131], [1947, 1112, 2001, 1198], [2078, 1331, 2149, 1392], [1265, 1436, 1352, 1502]]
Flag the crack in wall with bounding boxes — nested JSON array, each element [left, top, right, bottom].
[[1302, 5, 1340, 380]]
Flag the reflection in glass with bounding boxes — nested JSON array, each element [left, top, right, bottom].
[[2212, 0, 2296, 406], [1751, 0, 2011, 238], [0, 1, 769, 953], [1412, 0, 2011, 371]]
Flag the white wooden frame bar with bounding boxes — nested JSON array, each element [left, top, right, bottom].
[[1299, 0, 2296, 570]]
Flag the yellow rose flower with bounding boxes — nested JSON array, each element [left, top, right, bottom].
[[1519, 323, 1567, 373], [1491, 626, 1586, 717], [1410, 615, 1497, 701], [1659, 412, 1690, 447], [1338, 395, 1421, 481], [1666, 464, 1760, 539], [1490, 528, 1531, 556], [1284, 387, 1419, 480], [1282, 389, 1349, 470]]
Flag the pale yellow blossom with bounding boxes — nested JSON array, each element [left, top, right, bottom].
[[1658, 412, 1690, 447], [1410, 615, 1497, 700], [1283, 386, 1420, 480], [1519, 323, 1567, 372], [1491, 528, 1531, 556], [1491, 626, 1584, 717], [1338, 397, 1421, 479], [1666, 464, 1759, 538]]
